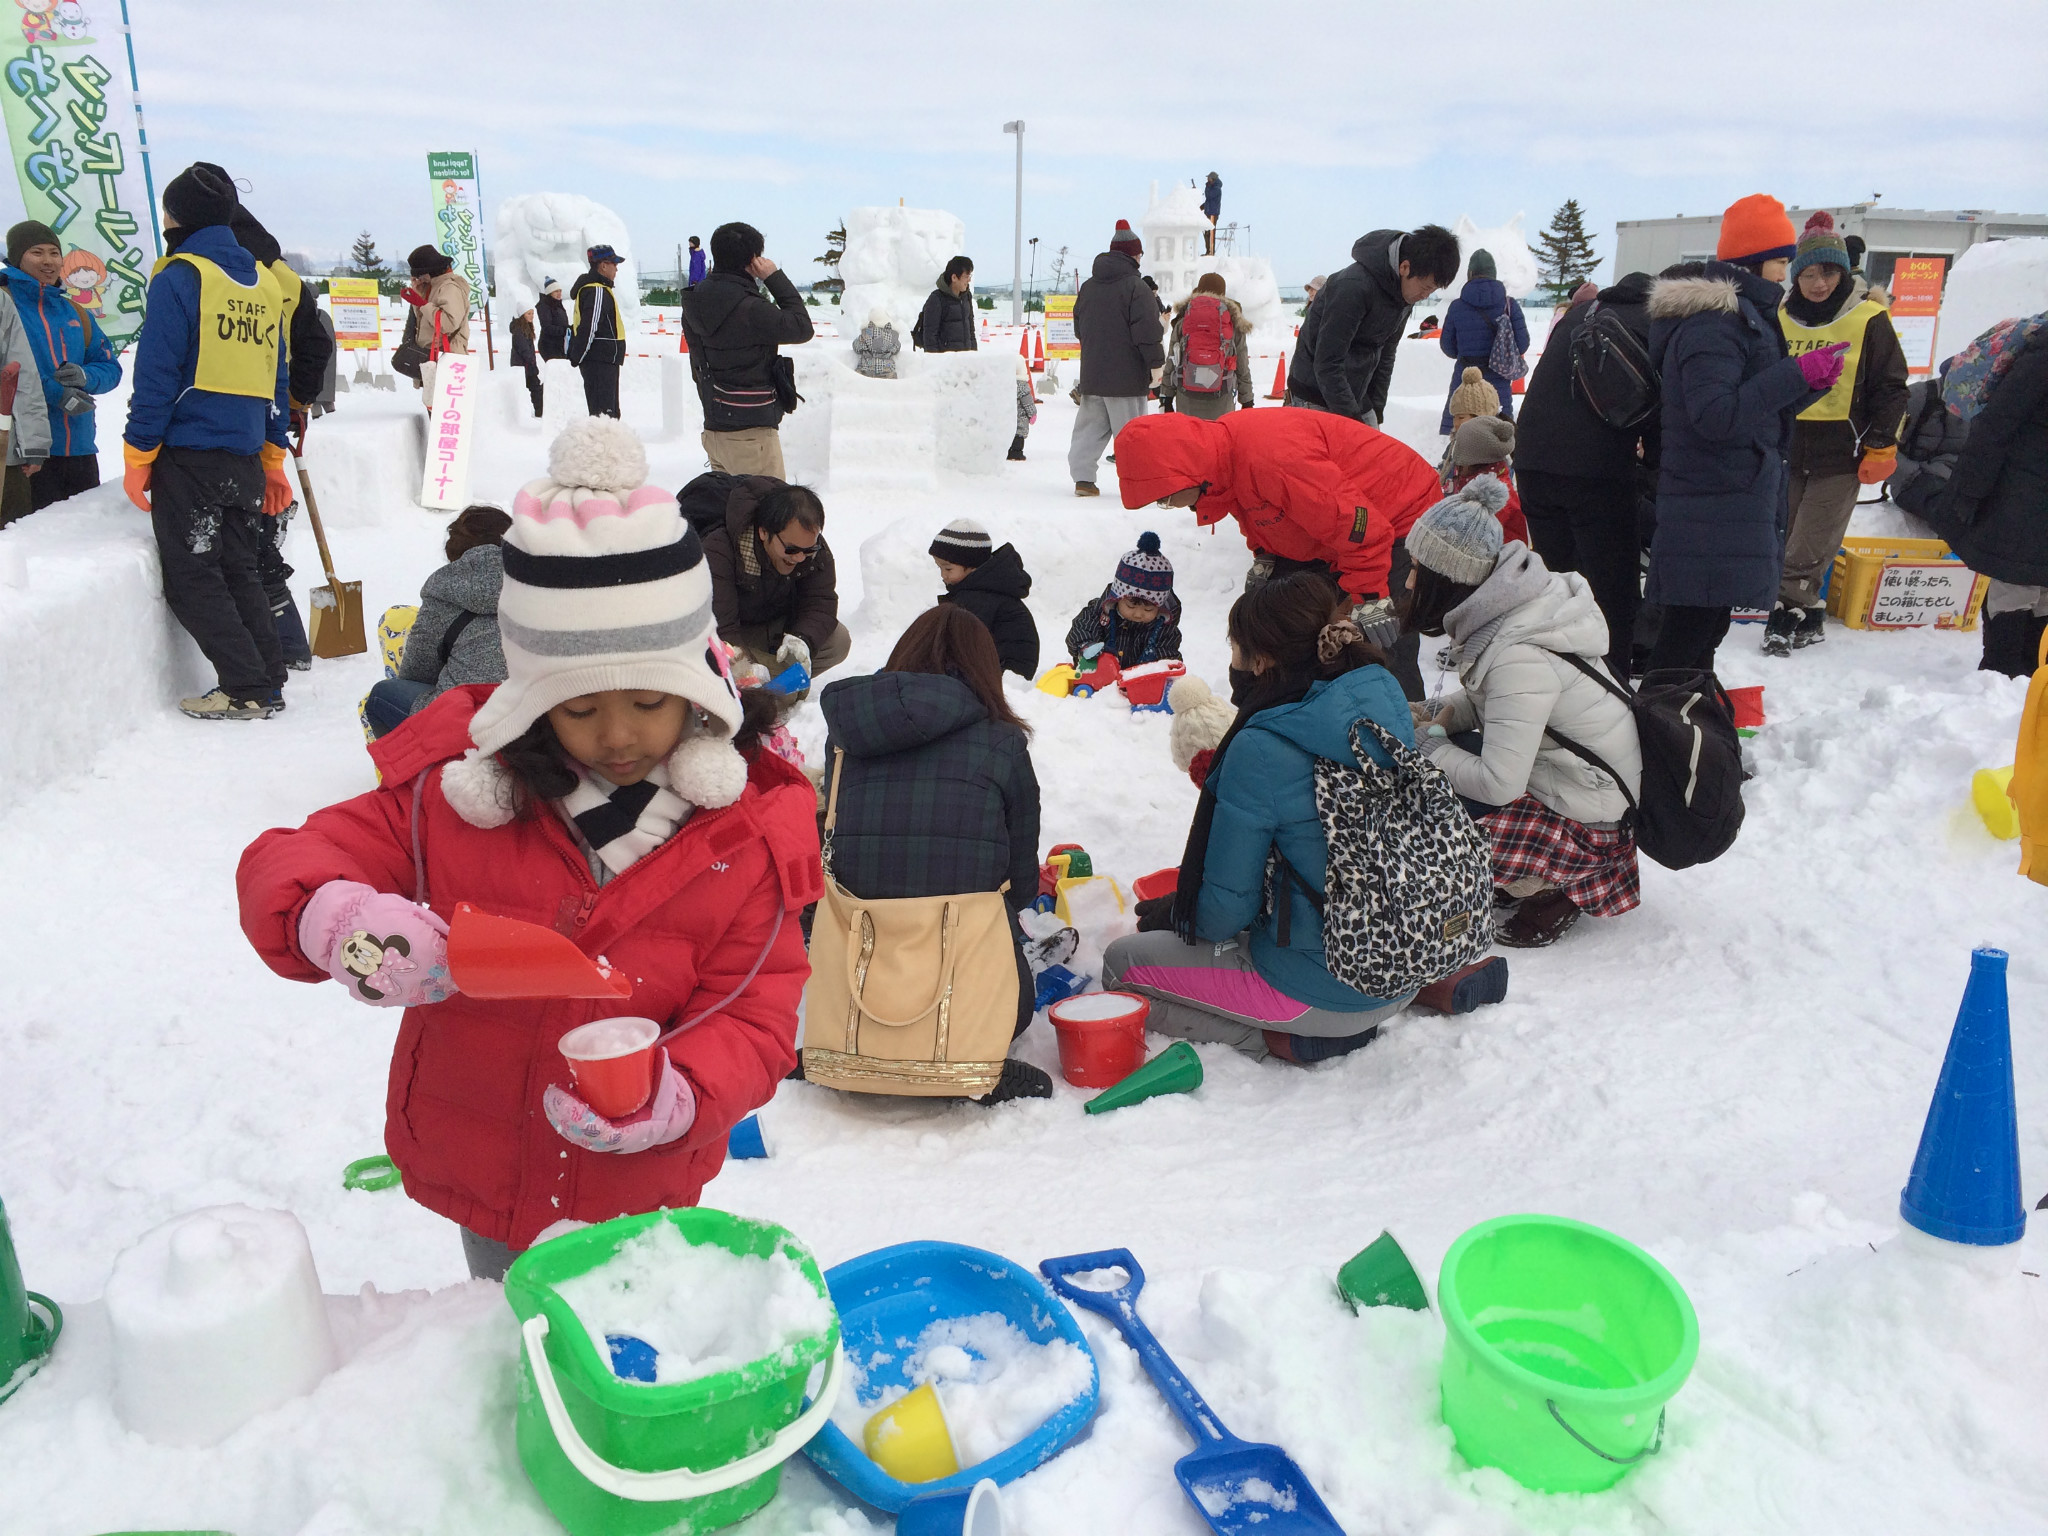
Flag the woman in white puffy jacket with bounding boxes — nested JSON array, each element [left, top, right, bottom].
[[1399, 476, 1644, 948]]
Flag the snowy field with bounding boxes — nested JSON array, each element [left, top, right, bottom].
[[0, 320, 2045, 1536]]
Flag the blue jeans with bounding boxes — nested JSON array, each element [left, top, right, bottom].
[[364, 678, 433, 738]]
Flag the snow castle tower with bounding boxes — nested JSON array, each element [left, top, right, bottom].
[[1138, 181, 1288, 341]]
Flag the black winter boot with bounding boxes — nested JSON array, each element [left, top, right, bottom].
[[1006, 435, 1026, 461], [1979, 610, 2037, 679], [1761, 604, 1798, 658], [1792, 605, 1827, 648]]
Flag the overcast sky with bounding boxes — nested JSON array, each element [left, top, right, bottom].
[[134, 0, 2047, 287]]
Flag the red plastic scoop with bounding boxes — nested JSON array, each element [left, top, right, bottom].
[[446, 902, 633, 1000]]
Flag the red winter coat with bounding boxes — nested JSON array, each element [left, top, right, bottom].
[[236, 686, 822, 1250], [1113, 409, 1444, 600]]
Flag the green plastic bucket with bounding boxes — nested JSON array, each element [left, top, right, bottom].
[[1436, 1215, 1698, 1493], [1, 1194, 61, 1407], [503, 1208, 843, 1536]]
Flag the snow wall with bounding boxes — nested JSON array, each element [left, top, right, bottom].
[[782, 346, 1012, 491], [1935, 237, 2048, 365], [492, 193, 640, 333], [838, 206, 965, 342]]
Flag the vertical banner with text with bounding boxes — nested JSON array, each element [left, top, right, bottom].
[[0, 21, 156, 348], [420, 354, 477, 510], [427, 150, 485, 317], [1890, 257, 1946, 376]]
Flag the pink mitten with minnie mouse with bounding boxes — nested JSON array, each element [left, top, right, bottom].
[[299, 880, 455, 1008]]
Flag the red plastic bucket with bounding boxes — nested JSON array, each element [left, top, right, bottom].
[[1131, 868, 1179, 902], [558, 1016, 660, 1117], [1047, 992, 1150, 1088]]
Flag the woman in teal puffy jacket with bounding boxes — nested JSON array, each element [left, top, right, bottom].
[[1105, 572, 1507, 1062]]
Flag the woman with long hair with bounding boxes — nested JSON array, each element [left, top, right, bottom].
[[1104, 571, 1508, 1063], [814, 604, 1051, 1102]]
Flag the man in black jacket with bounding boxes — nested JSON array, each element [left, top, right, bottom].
[[1068, 220, 1165, 496], [536, 279, 568, 360], [567, 247, 626, 418], [1515, 271, 1660, 677], [914, 256, 978, 352], [1289, 224, 1460, 425], [678, 221, 815, 478]]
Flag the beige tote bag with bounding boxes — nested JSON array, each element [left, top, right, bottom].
[[801, 750, 1019, 1096]]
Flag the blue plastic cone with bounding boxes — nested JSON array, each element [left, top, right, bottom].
[[1899, 947, 2027, 1246]]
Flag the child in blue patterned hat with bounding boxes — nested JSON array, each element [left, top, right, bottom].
[[1065, 531, 1184, 667]]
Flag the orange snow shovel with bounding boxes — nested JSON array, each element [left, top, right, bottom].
[[446, 902, 633, 1000], [294, 444, 367, 659]]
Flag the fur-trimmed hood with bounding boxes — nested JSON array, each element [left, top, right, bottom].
[[1649, 259, 1786, 323]]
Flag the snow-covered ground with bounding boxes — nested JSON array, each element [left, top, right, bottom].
[[0, 329, 2044, 1536]]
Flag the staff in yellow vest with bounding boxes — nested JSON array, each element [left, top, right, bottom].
[[1763, 211, 1910, 656], [121, 161, 297, 723]]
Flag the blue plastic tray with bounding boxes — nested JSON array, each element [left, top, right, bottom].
[[800, 1240, 1100, 1513]]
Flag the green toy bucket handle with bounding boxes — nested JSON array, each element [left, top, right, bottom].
[[519, 1314, 845, 1502], [342, 1155, 402, 1192], [22, 1291, 61, 1361], [1545, 1400, 1665, 1465]]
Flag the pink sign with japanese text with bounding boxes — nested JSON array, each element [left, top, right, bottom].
[[419, 355, 477, 511]]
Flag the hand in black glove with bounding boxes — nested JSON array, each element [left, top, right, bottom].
[[1134, 894, 1177, 933]]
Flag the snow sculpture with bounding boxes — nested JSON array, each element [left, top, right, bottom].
[[1138, 182, 1288, 339], [838, 206, 967, 341], [1452, 214, 1539, 300], [105, 1205, 337, 1446], [494, 192, 639, 332], [1936, 237, 2048, 365]]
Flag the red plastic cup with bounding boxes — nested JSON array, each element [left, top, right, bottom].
[[558, 1017, 661, 1118], [1047, 992, 1150, 1088], [1131, 868, 1179, 902]]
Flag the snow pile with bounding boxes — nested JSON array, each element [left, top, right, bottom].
[[837, 205, 965, 341], [553, 1221, 832, 1386], [1936, 237, 2048, 364], [103, 1206, 336, 1446], [491, 192, 639, 332], [784, 347, 1011, 488], [830, 1312, 1095, 1468], [1453, 213, 1540, 299]]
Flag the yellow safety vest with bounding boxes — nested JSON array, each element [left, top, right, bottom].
[[265, 258, 302, 358], [1778, 298, 1886, 423], [150, 252, 284, 400]]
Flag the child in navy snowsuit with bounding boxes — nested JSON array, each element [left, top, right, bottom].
[[1065, 532, 1183, 667]]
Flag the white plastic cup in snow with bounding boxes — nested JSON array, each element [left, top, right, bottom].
[[104, 1205, 338, 1446]]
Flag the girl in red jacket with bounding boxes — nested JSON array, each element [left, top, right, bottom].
[[238, 420, 821, 1280]]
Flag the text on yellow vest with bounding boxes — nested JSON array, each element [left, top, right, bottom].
[[266, 258, 302, 359], [1777, 298, 1886, 423], [151, 252, 284, 400]]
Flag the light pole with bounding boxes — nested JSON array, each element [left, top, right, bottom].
[[1002, 120, 1024, 326], [1027, 236, 1039, 313]]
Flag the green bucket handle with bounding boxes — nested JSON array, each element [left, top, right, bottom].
[[1545, 1400, 1666, 1465], [519, 1313, 846, 1502], [342, 1156, 402, 1192]]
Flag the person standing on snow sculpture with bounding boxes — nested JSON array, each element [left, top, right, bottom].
[[1643, 193, 1834, 674], [1068, 219, 1164, 498], [237, 418, 821, 1283], [678, 471, 852, 682], [123, 162, 296, 722], [914, 256, 979, 352], [678, 221, 815, 479], [1290, 223, 1462, 426], [1, 219, 118, 511], [1202, 171, 1222, 255], [1436, 248, 1528, 432], [1111, 408, 1445, 700], [1399, 478, 1644, 949], [1762, 211, 1909, 658], [568, 244, 628, 420], [536, 277, 569, 361], [1103, 572, 1509, 1063]]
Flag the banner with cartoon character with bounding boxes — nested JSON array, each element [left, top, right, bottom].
[[0, 0, 155, 347], [427, 150, 485, 318]]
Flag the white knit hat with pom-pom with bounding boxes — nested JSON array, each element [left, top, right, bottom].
[[445, 418, 749, 821]]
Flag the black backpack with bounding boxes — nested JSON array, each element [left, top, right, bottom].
[[1540, 655, 1746, 870], [1569, 300, 1658, 431]]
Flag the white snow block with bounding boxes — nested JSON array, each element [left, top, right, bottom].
[[541, 357, 583, 435], [105, 1205, 337, 1446], [831, 384, 937, 491], [915, 351, 1015, 474], [1937, 237, 2048, 365], [660, 354, 691, 442]]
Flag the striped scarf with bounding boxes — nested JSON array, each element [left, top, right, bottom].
[[558, 762, 692, 877]]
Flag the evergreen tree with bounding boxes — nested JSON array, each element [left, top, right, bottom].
[[348, 231, 389, 280], [813, 223, 846, 294], [1535, 200, 1599, 306]]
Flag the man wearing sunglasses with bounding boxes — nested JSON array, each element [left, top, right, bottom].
[[680, 471, 852, 689]]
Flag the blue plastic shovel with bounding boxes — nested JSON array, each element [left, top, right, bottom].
[[1041, 1249, 1346, 1536]]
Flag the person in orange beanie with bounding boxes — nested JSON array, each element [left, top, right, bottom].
[[1763, 210, 1910, 656]]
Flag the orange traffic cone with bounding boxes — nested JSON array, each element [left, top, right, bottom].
[[1032, 328, 1045, 372], [677, 325, 689, 354], [1264, 353, 1289, 401], [1019, 330, 1031, 363]]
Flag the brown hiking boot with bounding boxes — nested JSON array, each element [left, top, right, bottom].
[[1494, 888, 1581, 948], [1074, 482, 1101, 497]]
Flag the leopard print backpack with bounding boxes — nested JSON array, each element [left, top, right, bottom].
[[1284, 718, 1494, 998]]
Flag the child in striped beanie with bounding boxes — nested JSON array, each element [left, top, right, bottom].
[[1065, 531, 1184, 668]]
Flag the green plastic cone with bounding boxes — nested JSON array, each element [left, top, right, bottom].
[[1337, 1230, 1429, 1312], [1083, 1041, 1203, 1114]]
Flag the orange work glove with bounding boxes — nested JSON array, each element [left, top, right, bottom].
[[122, 441, 157, 511], [1858, 445, 1899, 485], [260, 442, 296, 516]]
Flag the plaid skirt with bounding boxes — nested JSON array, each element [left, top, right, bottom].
[[1480, 795, 1641, 917]]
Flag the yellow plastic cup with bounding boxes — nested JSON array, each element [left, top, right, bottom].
[[863, 1382, 960, 1484], [1973, 766, 2019, 840]]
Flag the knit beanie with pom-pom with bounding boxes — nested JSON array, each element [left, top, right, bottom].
[[1110, 531, 1176, 607], [1447, 365, 1499, 422], [1789, 210, 1852, 279], [1110, 219, 1143, 259], [1406, 475, 1511, 586], [443, 417, 750, 826]]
